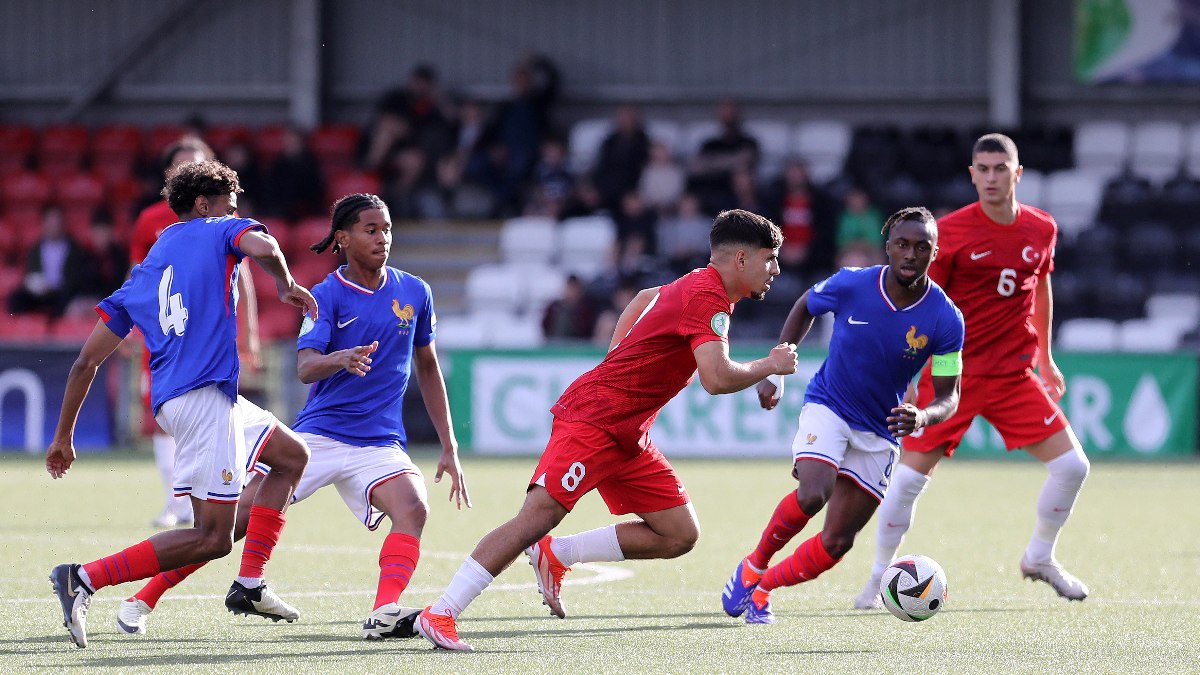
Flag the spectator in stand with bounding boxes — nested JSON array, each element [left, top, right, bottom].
[[639, 142, 686, 215], [527, 137, 575, 219], [261, 127, 325, 220], [560, 176, 606, 220], [591, 279, 638, 346], [220, 138, 264, 214], [593, 104, 651, 211], [542, 274, 598, 341], [657, 193, 712, 274], [615, 191, 658, 259], [63, 216, 129, 319], [764, 159, 834, 279], [688, 98, 760, 215], [835, 187, 885, 268], [8, 206, 82, 318], [363, 63, 456, 173]]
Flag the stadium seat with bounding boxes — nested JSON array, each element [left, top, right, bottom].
[[1073, 121, 1129, 178], [1, 170, 52, 219], [289, 252, 339, 287], [204, 124, 251, 157], [744, 119, 791, 180], [567, 117, 612, 174], [521, 264, 568, 315], [430, 313, 487, 349], [645, 119, 683, 157], [931, 176, 976, 211], [290, 216, 331, 259], [1118, 318, 1183, 353], [1120, 221, 1177, 273], [1056, 318, 1118, 351], [1159, 173, 1200, 225], [145, 125, 191, 165], [55, 172, 104, 211], [1130, 121, 1184, 184], [874, 173, 928, 216], [1016, 169, 1045, 209], [1098, 172, 1155, 225], [903, 126, 962, 183], [0, 125, 36, 175], [792, 120, 852, 183], [90, 125, 142, 184], [1043, 170, 1104, 241], [253, 124, 290, 166], [1103, 272, 1152, 322], [50, 315, 100, 343], [485, 311, 545, 348], [310, 124, 361, 174], [325, 170, 381, 206], [0, 262, 22, 297], [464, 264, 524, 314], [498, 216, 558, 265], [558, 215, 617, 280], [256, 302, 304, 342], [1145, 292, 1200, 334], [0, 313, 50, 341], [38, 125, 89, 179]]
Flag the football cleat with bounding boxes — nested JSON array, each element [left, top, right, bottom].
[[745, 590, 776, 625], [116, 598, 153, 634], [362, 603, 421, 640], [721, 557, 762, 618], [50, 563, 92, 648], [1020, 556, 1089, 601], [224, 581, 300, 622], [525, 535, 570, 619], [416, 606, 473, 651], [853, 572, 885, 610]]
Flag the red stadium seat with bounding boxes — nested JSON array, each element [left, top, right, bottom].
[[253, 125, 289, 166], [325, 170, 381, 205], [38, 125, 90, 179], [311, 124, 361, 174], [205, 124, 251, 157], [91, 125, 143, 185], [144, 125, 191, 166], [1, 170, 52, 218], [256, 302, 304, 341], [0, 261, 22, 297], [290, 251, 339, 287], [291, 216, 331, 259], [55, 173, 106, 240], [50, 314, 100, 343], [3, 212, 43, 263], [0, 125, 36, 174], [0, 313, 50, 341], [108, 175, 148, 239]]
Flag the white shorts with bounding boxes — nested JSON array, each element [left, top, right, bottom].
[[790, 402, 899, 502], [156, 385, 246, 504], [239, 396, 280, 484], [291, 433, 421, 530]]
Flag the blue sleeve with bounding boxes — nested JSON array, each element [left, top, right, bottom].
[[806, 269, 848, 317], [224, 217, 266, 260], [934, 303, 966, 355], [96, 285, 134, 338], [414, 280, 435, 348], [296, 283, 333, 353]]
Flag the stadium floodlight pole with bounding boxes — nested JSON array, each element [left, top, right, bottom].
[[987, 0, 1022, 127]]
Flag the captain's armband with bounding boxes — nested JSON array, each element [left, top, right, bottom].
[[931, 351, 962, 377]]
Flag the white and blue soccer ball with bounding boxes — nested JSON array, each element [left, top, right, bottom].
[[879, 554, 948, 622]]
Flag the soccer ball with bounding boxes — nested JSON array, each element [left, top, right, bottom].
[[878, 554, 948, 622]]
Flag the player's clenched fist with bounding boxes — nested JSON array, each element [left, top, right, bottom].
[[768, 342, 798, 375], [887, 402, 928, 437], [338, 341, 379, 376]]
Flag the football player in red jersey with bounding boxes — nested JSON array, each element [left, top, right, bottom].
[[855, 133, 1091, 608], [416, 209, 798, 651]]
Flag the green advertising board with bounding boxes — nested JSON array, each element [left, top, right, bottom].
[[444, 349, 1196, 459]]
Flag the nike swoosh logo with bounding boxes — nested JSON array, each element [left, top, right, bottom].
[[1044, 411, 1060, 425], [337, 317, 359, 328], [1052, 507, 1070, 512], [847, 317, 868, 325], [886, 522, 904, 528], [970, 251, 992, 260]]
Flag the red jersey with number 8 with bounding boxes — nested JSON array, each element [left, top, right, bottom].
[[551, 265, 734, 454], [930, 202, 1056, 376]]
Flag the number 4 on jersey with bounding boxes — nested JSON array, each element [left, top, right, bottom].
[[158, 265, 189, 336]]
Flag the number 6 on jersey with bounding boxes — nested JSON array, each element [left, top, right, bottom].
[[158, 265, 189, 336]]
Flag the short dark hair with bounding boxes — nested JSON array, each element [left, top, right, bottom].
[[709, 209, 782, 251], [161, 160, 241, 216], [159, 136, 214, 175], [972, 133, 1019, 164], [311, 193, 389, 254], [882, 206, 937, 240]]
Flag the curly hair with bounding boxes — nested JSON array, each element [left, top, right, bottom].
[[161, 160, 242, 216], [311, 193, 389, 254], [881, 206, 936, 240]]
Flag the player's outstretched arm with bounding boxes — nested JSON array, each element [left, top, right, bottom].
[[1033, 274, 1065, 401], [608, 286, 661, 351], [414, 343, 471, 510], [46, 321, 123, 479], [238, 230, 318, 319], [756, 290, 816, 407], [888, 374, 960, 437], [235, 260, 262, 371], [296, 342, 378, 384], [695, 340, 797, 395]]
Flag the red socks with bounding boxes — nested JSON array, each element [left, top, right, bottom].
[[238, 505, 286, 580], [134, 562, 207, 608], [747, 492, 812, 571], [758, 533, 840, 593], [374, 532, 420, 609], [82, 540, 161, 591]]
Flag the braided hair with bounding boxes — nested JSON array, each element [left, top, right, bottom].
[[881, 206, 936, 240], [311, 193, 389, 254]]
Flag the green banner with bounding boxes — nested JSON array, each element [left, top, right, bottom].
[[444, 348, 1197, 459]]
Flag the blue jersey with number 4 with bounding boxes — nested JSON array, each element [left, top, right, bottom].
[[293, 266, 436, 449], [97, 216, 264, 413], [805, 266, 964, 441]]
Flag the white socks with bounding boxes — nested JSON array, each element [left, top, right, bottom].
[[870, 464, 931, 577], [1026, 447, 1090, 563], [550, 525, 625, 567], [431, 557, 494, 618], [235, 576, 263, 589]]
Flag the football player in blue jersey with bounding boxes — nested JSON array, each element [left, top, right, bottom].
[[114, 193, 471, 642], [720, 206, 965, 624], [45, 160, 318, 648]]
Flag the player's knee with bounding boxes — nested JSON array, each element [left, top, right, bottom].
[[272, 435, 310, 477], [195, 530, 235, 560], [662, 528, 699, 559], [821, 530, 856, 559], [1050, 447, 1090, 489], [795, 491, 828, 518]]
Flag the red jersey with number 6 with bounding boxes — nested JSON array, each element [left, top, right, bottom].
[[930, 202, 1056, 376], [551, 265, 734, 454]]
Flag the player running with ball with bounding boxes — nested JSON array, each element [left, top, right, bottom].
[[417, 209, 798, 651], [722, 207, 964, 624], [854, 134, 1091, 608]]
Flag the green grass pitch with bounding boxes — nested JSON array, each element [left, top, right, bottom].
[[3, 451, 1197, 673]]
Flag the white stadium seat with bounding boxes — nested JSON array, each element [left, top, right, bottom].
[[430, 314, 487, 349], [1144, 292, 1200, 332], [1057, 318, 1118, 351], [521, 264, 568, 315], [1017, 169, 1045, 210], [1073, 121, 1130, 178], [568, 117, 613, 174], [499, 216, 558, 265], [559, 215, 617, 280], [1130, 120, 1184, 183], [1118, 318, 1184, 353], [464, 264, 524, 314], [1184, 121, 1200, 178], [792, 120, 852, 183], [1043, 170, 1104, 241], [482, 311, 545, 348]]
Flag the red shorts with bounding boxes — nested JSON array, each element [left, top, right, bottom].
[[530, 419, 689, 515], [903, 369, 1068, 457]]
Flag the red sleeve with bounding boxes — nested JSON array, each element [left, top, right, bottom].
[[1040, 218, 1057, 277], [679, 288, 731, 351], [129, 210, 156, 264]]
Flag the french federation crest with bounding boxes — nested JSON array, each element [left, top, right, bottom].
[[904, 325, 928, 358]]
